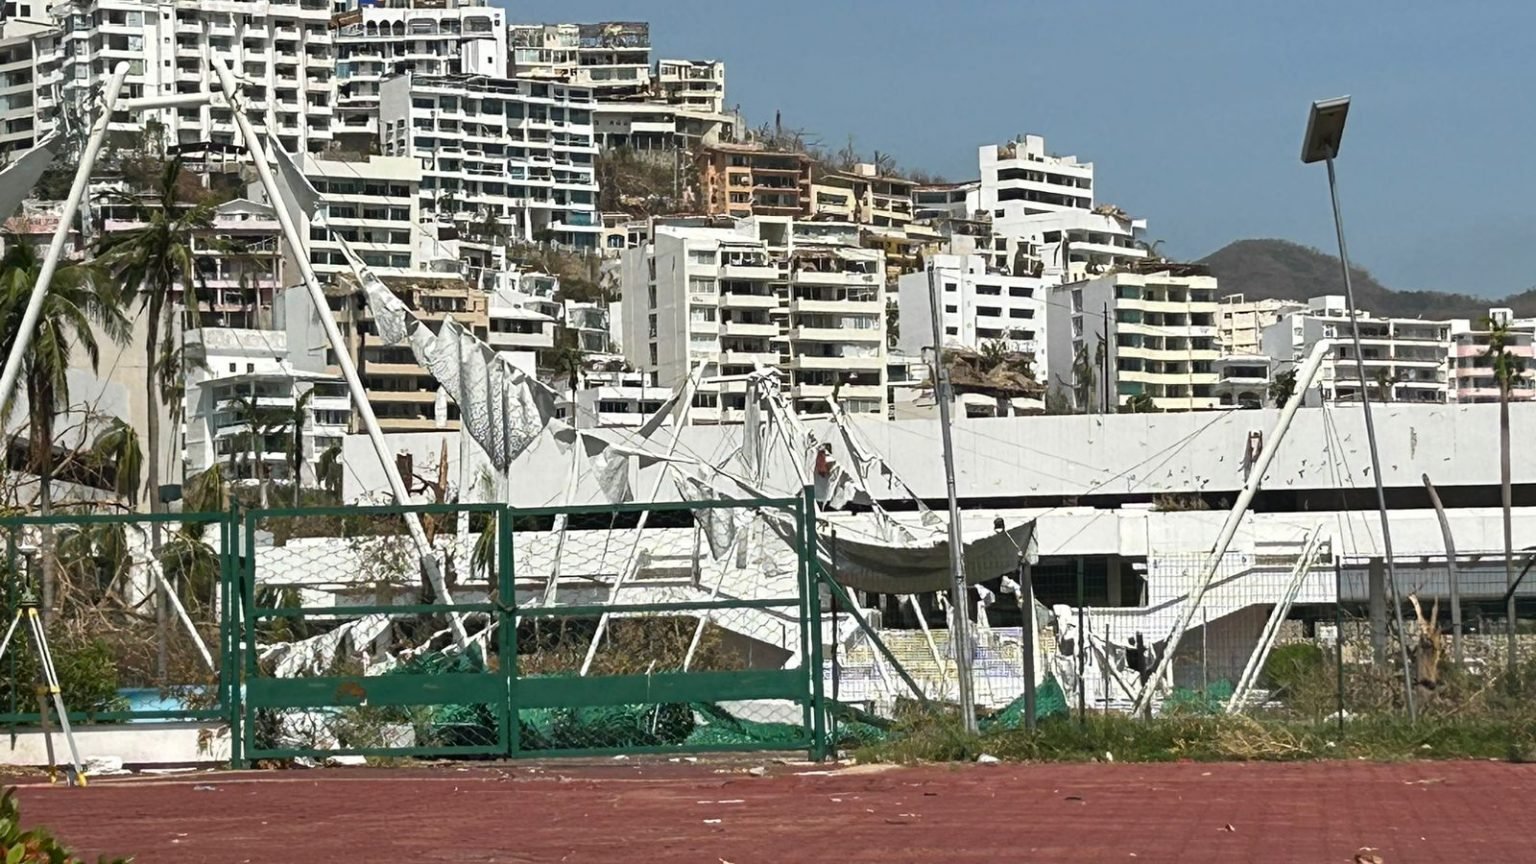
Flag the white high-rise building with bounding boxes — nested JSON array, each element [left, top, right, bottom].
[[295, 154, 424, 276], [1047, 267, 1221, 412], [621, 218, 886, 422], [977, 134, 1093, 220], [49, 0, 337, 154], [895, 253, 1046, 356], [378, 71, 600, 251], [1260, 296, 1453, 405], [0, 17, 57, 156], [332, 0, 506, 140]]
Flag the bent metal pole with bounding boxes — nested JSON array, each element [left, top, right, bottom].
[[0, 63, 130, 426], [209, 54, 467, 649], [1132, 338, 1335, 715]]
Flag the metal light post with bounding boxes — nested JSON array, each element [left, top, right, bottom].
[[1302, 96, 1417, 720], [925, 261, 978, 733]]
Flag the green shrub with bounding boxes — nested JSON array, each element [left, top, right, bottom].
[[1262, 643, 1326, 696], [0, 634, 127, 719]]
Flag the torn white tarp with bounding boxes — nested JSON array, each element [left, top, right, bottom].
[[260, 614, 392, 679], [797, 518, 1037, 595], [0, 132, 62, 219], [339, 240, 558, 471], [673, 472, 740, 559]]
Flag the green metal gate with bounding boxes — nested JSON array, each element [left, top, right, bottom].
[[231, 492, 826, 764]]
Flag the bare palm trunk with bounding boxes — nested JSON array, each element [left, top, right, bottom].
[[1503, 392, 1516, 678], [145, 313, 167, 682], [38, 450, 54, 625]]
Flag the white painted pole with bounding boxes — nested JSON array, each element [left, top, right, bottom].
[[0, 63, 130, 424], [208, 55, 468, 649], [1226, 527, 1324, 712], [1132, 338, 1335, 715]]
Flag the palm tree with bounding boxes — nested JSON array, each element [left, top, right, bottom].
[[98, 157, 215, 678], [1120, 392, 1159, 413], [1070, 343, 1097, 413], [553, 327, 585, 419], [0, 236, 128, 621], [1268, 368, 1298, 408], [1371, 366, 1403, 403], [1483, 318, 1526, 678], [284, 388, 315, 507], [317, 443, 344, 500], [89, 416, 143, 505]]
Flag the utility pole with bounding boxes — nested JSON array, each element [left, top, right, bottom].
[[925, 262, 977, 734]]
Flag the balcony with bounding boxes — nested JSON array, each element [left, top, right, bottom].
[[720, 261, 777, 280], [791, 326, 883, 343], [720, 350, 780, 366], [790, 268, 879, 287], [794, 383, 884, 400], [791, 354, 883, 371], [721, 321, 778, 338], [719, 292, 778, 310], [789, 297, 881, 315]]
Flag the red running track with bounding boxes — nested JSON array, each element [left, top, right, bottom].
[[14, 760, 1529, 863]]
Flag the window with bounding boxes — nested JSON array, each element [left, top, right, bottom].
[[944, 305, 957, 314], [647, 284, 657, 309], [944, 327, 957, 336], [1008, 286, 1033, 298], [648, 344, 658, 365], [648, 314, 657, 338], [944, 282, 957, 293], [228, 363, 236, 373], [689, 249, 715, 266], [247, 363, 255, 373], [688, 277, 716, 294], [1009, 308, 1034, 319]]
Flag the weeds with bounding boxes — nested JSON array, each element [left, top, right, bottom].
[[857, 710, 1536, 765]]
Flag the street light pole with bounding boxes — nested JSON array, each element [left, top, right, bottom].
[[925, 261, 978, 733], [1303, 96, 1417, 720]]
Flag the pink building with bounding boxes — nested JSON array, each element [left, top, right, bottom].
[[1451, 328, 1535, 403]]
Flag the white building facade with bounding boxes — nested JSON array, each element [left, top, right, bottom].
[[1048, 268, 1221, 412], [621, 219, 887, 421], [378, 72, 600, 250], [49, 0, 337, 154], [895, 253, 1046, 356], [1261, 296, 1453, 405], [332, 0, 505, 139]]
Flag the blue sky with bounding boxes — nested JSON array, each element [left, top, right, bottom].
[[504, 1, 1534, 297]]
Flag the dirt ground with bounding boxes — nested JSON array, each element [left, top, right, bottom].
[[13, 759, 1528, 863]]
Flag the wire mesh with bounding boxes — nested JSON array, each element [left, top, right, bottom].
[[507, 497, 814, 755], [241, 504, 505, 761]]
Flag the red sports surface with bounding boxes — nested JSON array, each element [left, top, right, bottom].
[[14, 760, 1529, 862]]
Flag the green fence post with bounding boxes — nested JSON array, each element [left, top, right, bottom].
[[5, 524, 14, 722], [803, 487, 827, 762], [499, 505, 519, 757]]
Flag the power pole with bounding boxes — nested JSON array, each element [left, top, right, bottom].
[[925, 262, 977, 734]]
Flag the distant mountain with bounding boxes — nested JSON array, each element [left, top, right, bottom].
[[1198, 239, 1536, 320]]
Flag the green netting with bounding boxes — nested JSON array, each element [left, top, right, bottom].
[[984, 676, 1069, 730], [1161, 679, 1235, 714]]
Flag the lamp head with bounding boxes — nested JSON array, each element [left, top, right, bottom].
[[1301, 96, 1351, 164]]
